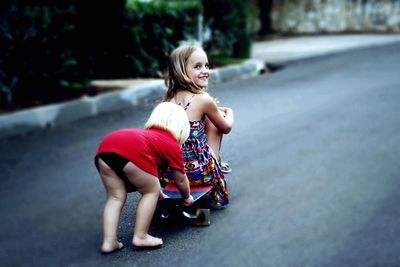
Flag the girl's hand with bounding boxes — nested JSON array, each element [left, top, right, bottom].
[[183, 195, 194, 206]]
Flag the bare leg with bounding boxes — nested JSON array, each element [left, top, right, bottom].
[[123, 162, 163, 248], [205, 116, 223, 160], [98, 158, 126, 254], [205, 116, 232, 173]]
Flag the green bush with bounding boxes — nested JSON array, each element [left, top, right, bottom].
[[0, 0, 201, 110], [0, 1, 85, 110], [1, 0, 254, 111], [202, 0, 256, 58], [125, 0, 202, 76]]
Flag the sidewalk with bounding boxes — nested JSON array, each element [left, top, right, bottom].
[[252, 33, 400, 63], [1, 34, 400, 139], [0, 59, 264, 139]]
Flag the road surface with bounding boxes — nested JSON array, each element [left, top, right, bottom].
[[1, 42, 400, 267]]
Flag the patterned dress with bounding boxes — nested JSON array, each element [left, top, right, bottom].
[[162, 117, 229, 208]]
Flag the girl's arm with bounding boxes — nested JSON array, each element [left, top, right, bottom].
[[219, 106, 234, 128], [200, 93, 234, 134], [171, 169, 194, 206]]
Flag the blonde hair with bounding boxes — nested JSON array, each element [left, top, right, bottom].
[[144, 102, 190, 145], [164, 44, 205, 101]]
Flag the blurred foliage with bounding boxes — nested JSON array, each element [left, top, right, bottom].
[[0, 0, 255, 111], [0, 1, 85, 110], [125, 0, 202, 76], [202, 0, 257, 58]]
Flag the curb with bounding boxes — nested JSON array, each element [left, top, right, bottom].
[[0, 60, 264, 139]]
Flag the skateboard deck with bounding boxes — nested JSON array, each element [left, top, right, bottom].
[[157, 184, 214, 226], [162, 184, 214, 201]]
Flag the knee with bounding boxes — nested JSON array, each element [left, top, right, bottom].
[[107, 194, 126, 205], [149, 180, 161, 194], [140, 179, 161, 195], [129, 172, 161, 196]]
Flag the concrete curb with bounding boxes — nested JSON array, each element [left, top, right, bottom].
[[0, 60, 265, 139]]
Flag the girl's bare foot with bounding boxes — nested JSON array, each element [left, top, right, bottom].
[[101, 241, 124, 254], [133, 234, 163, 248]]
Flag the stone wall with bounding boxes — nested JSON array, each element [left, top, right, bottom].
[[271, 0, 400, 33]]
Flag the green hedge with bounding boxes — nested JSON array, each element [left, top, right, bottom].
[[0, 0, 255, 111], [0, 0, 201, 110], [202, 0, 256, 58], [125, 0, 202, 76], [0, 1, 84, 110]]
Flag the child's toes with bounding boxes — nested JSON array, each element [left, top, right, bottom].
[[133, 234, 163, 248]]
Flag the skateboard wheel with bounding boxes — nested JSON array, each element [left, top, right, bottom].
[[195, 209, 210, 226]]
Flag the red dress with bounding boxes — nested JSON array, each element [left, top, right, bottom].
[[96, 128, 184, 177]]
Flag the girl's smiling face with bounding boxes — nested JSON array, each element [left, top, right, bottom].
[[185, 48, 210, 88]]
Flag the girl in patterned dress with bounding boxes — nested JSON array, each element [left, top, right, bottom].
[[162, 44, 234, 208]]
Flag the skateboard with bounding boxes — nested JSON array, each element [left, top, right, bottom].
[[156, 184, 214, 226]]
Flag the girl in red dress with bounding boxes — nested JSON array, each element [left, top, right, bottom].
[[95, 102, 193, 253]]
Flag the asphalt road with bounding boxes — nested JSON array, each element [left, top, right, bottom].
[[1, 43, 400, 267]]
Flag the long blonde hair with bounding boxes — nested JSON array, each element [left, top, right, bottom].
[[164, 44, 205, 101], [144, 102, 190, 145]]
